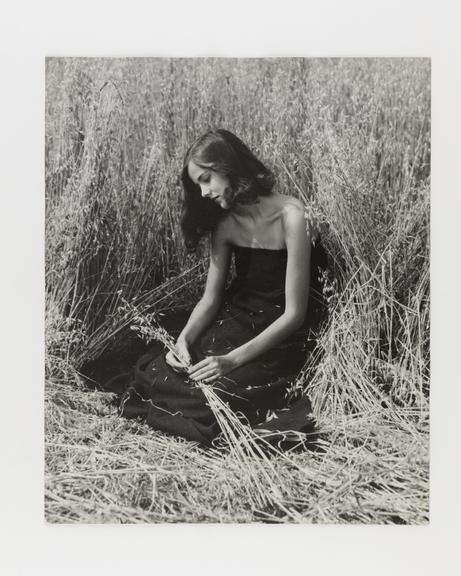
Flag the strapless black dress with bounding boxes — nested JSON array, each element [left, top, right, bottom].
[[117, 244, 327, 446]]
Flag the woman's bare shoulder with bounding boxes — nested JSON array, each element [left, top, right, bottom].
[[275, 195, 309, 242], [276, 195, 305, 222]]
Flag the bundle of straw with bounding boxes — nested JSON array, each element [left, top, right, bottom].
[[126, 303, 315, 510]]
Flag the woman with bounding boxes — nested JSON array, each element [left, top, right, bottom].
[[119, 129, 327, 446]]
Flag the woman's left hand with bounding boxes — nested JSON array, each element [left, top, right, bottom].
[[188, 354, 236, 383]]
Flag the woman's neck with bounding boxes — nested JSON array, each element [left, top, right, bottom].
[[230, 194, 275, 221]]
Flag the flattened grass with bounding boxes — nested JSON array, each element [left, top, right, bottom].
[[45, 371, 428, 523]]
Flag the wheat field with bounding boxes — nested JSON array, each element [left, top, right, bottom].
[[45, 57, 430, 523]]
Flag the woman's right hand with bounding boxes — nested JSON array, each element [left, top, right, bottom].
[[165, 337, 192, 373]]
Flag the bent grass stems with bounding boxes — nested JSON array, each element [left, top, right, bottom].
[[134, 311, 308, 514]]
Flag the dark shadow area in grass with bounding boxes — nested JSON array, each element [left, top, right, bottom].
[[79, 309, 191, 394]]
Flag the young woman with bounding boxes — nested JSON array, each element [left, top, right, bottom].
[[119, 129, 327, 446]]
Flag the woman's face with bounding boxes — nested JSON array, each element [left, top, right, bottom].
[[187, 160, 233, 209]]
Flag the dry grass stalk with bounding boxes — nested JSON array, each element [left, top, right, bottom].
[[128, 308, 309, 514]]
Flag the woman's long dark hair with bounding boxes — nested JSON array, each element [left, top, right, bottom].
[[181, 129, 275, 251]]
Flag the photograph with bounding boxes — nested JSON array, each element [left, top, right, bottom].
[[45, 57, 430, 524]]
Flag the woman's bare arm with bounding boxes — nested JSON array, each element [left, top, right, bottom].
[[189, 203, 311, 381], [226, 204, 310, 365], [177, 221, 232, 348]]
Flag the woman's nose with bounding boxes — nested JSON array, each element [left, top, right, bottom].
[[201, 187, 211, 198]]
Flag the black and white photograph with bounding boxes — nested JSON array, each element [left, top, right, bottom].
[[2, 0, 460, 574], [45, 57, 430, 524]]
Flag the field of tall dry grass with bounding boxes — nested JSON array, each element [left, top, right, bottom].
[[45, 57, 430, 523]]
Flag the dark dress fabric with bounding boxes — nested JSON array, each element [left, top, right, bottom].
[[117, 243, 328, 446]]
